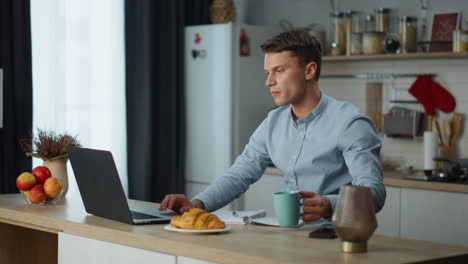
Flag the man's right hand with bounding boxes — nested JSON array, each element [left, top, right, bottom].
[[159, 194, 204, 213]]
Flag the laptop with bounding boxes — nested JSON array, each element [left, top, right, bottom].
[[67, 146, 177, 224]]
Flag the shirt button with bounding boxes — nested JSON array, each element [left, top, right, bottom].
[[290, 179, 294, 183], [292, 155, 296, 159], [299, 132, 304, 136]]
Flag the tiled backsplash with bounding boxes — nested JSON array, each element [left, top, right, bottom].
[[321, 58, 468, 170]]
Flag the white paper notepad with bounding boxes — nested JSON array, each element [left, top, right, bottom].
[[213, 209, 266, 224], [251, 217, 304, 228]]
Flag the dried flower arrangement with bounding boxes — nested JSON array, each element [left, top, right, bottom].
[[20, 129, 81, 161]]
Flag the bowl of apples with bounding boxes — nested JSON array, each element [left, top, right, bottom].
[[17, 166, 64, 205]]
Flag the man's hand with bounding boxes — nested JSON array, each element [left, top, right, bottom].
[[159, 194, 205, 213], [299, 190, 332, 222]]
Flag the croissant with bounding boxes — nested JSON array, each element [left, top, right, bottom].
[[170, 208, 225, 230]]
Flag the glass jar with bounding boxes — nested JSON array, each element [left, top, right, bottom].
[[351, 11, 364, 33], [362, 31, 385, 54], [375, 8, 391, 33], [453, 30, 468, 52], [330, 12, 346, 55], [384, 33, 400, 53], [350, 32, 363, 55], [399, 16, 417, 53], [345, 11, 364, 55], [344, 11, 353, 56], [364, 14, 375, 32]]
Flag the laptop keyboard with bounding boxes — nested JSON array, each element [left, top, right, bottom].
[[130, 211, 161, 219]]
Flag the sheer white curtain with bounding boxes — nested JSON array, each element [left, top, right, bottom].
[[30, 0, 127, 194]]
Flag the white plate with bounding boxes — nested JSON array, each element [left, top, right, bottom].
[[164, 225, 232, 234]]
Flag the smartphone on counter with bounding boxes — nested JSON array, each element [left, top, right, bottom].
[[308, 228, 337, 239]]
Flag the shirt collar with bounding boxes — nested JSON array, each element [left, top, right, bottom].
[[289, 91, 328, 123]]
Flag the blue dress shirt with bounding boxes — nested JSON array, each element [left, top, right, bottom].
[[194, 93, 386, 215]]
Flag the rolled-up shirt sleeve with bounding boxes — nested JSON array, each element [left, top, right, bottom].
[[337, 117, 386, 213], [193, 118, 272, 212]]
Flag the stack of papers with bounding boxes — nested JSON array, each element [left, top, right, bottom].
[[213, 209, 266, 224]]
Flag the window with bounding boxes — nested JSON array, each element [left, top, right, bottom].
[[31, 0, 127, 193]]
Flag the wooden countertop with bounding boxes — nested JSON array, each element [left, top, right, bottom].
[[1, 193, 468, 264], [265, 167, 468, 194]]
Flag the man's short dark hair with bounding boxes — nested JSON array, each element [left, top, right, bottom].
[[260, 30, 322, 81]]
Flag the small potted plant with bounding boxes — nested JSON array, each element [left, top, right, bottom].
[[21, 129, 81, 198]]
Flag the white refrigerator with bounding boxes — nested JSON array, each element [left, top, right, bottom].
[[184, 23, 280, 205]]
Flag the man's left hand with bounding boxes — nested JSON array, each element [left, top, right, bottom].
[[299, 190, 332, 222]]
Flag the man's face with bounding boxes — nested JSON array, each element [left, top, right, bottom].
[[264, 51, 308, 107]]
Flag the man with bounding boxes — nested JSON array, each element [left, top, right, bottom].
[[160, 30, 385, 222]]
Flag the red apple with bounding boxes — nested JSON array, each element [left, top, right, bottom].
[[32, 166, 52, 184], [16, 172, 37, 191], [28, 185, 47, 204], [43, 177, 63, 198]]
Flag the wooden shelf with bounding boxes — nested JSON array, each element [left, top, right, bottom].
[[323, 52, 468, 62]]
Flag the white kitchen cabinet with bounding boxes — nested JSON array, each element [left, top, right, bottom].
[[400, 188, 468, 247], [375, 186, 401, 237], [375, 186, 468, 247], [177, 256, 219, 264], [241, 173, 283, 217], [58, 232, 176, 264]]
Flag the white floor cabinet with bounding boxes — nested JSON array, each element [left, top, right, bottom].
[[400, 188, 468, 246], [177, 256, 218, 264], [59, 232, 221, 264], [377, 186, 468, 246], [375, 186, 401, 237], [58, 232, 176, 264]]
